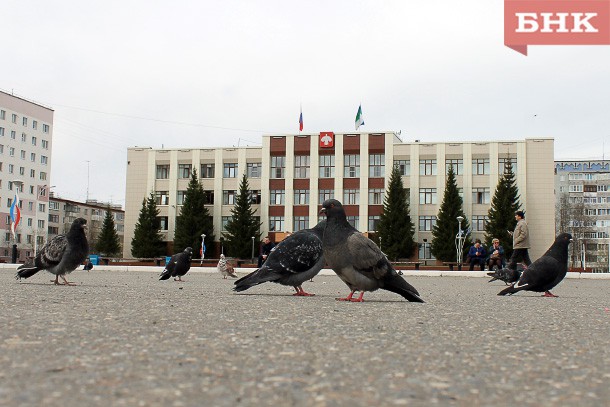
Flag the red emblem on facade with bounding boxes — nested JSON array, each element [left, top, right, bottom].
[[319, 132, 334, 148]]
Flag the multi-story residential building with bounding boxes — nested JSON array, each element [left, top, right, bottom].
[[0, 90, 53, 261], [125, 132, 555, 261], [555, 160, 610, 272], [48, 195, 125, 254]]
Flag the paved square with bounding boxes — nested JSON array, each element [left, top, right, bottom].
[[1, 270, 608, 406]]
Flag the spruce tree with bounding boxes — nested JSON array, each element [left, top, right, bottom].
[[131, 192, 165, 258], [223, 172, 262, 258], [377, 165, 416, 260], [174, 169, 215, 254], [484, 161, 521, 259], [96, 206, 121, 256], [431, 165, 472, 262]]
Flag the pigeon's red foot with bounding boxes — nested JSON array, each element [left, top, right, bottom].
[[542, 291, 558, 298], [293, 286, 315, 296], [349, 292, 365, 302], [336, 291, 355, 301]]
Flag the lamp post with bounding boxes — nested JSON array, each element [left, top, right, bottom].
[[455, 216, 466, 268], [251, 236, 255, 264], [200, 234, 206, 265]]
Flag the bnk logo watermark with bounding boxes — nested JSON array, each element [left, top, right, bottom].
[[505, 0, 610, 55]]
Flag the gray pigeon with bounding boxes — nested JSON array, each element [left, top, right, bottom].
[[487, 264, 525, 285], [498, 233, 572, 297], [218, 254, 237, 279], [16, 218, 89, 286], [234, 221, 325, 296], [159, 247, 192, 282], [320, 199, 424, 302]]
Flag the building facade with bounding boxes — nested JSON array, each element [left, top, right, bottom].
[[0, 91, 53, 261], [125, 133, 555, 261], [555, 160, 610, 272]]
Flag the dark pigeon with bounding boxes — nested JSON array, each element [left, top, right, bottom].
[[498, 233, 572, 297], [159, 247, 192, 282], [487, 264, 525, 285], [234, 221, 325, 296], [16, 218, 89, 285], [319, 199, 424, 303]]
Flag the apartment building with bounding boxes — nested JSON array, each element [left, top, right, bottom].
[[125, 133, 555, 261], [0, 90, 53, 261]]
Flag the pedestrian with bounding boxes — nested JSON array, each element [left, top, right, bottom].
[[258, 236, 275, 268], [83, 257, 94, 271], [507, 210, 532, 271]]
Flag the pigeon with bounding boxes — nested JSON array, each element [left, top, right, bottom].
[[159, 247, 192, 282], [319, 199, 424, 302], [498, 233, 572, 297], [16, 218, 89, 286], [218, 254, 237, 279], [487, 264, 525, 285], [233, 221, 326, 296]]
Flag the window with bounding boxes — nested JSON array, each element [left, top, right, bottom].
[[221, 216, 231, 231], [247, 162, 261, 178], [472, 158, 490, 175], [249, 190, 261, 204], [48, 214, 60, 223], [30, 153, 36, 162], [223, 190, 237, 205], [419, 188, 437, 204], [319, 189, 333, 204], [368, 215, 380, 231], [293, 216, 309, 232], [270, 190, 285, 205], [369, 154, 385, 177], [177, 191, 186, 205], [27, 235, 32, 244], [158, 217, 169, 231], [38, 203, 46, 212], [203, 190, 214, 204], [27, 218, 33, 227], [10, 130, 15, 139], [40, 172, 47, 180], [344, 154, 360, 177], [344, 189, 360, 205], [472, 188, 490, 204], [42, 140, 49, 149], [21, 133, 26, 142], [156, 165, 170, 179], [0, 144, 3, 154], [178, 164, 191, 178], [38, 220, 45, 229], [369, 189, 384, 205], [41, 155, 48, 165], [43, 124, 49, 133], [155, 191, 169, 205], [568, 184, 583, 193], [294, 189, 310, 205], [267, 155, 285, 179], [394, 160, 410, 176], [419, 159, 437, 176], [499, 157, 517, 174], [269, 216, 285, 232], [20, 150, 26, 159], [9, 147, 14, 156], [48, 226, 59, 235], [49, 201, 59, 210], [472, 215, 488, 231], [419, 216, 437, 231], [30, 136, 37, 146], [32, 120, 37, 130], [347, 216, 359, 229], [0, 127, 3, 136], [8, 164, 14, 174], [29, 186, 34, 194], [223, 163, 238, 178], [7, 198, 12, 207], [22, 117, 28, 127], [294, 155, 310, 179], [419, 241, 435, 260], [319, 155, 335, 178], [201, 163, 215, 178], [445, 159, 463, 175], [12, 114, 17, 123], [0, 110, 4, 120]]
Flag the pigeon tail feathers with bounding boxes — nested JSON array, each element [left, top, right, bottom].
[[383, 274, 425, 303], [15, 266, 42, 280], [234, 268, 281, 292], [159, 269, 172, 280]]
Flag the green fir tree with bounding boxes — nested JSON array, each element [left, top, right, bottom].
[[223, 172, 262, 258], [484, 161, 521, 259], [174, 169, 215, 254], [131, 192, 165, 258], [431, 165, 472, 262], [377, 165, 416, 260], [96, 206, 121, 256]]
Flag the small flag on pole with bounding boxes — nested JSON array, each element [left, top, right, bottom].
[[10, 193, 21, 237], [355, 104, 364, 130], [299, 108, 303, 132]]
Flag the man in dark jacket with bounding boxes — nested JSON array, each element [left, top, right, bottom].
[[257, 236, 275, 267]]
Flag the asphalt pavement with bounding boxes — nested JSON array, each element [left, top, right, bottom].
[[1, 269, 608, 406]]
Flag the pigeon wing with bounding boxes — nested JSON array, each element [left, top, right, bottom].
[[517, 257, 560, 289], [267, 231, 323, 275], [36, 235, 68, 269], [346, 232, 390, 279]]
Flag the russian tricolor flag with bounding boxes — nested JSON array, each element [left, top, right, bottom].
[[299, 108, 303, 132], [10, 193, 21, 236]]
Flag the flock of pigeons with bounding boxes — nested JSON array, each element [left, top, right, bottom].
[[14, 199, 573, 301]]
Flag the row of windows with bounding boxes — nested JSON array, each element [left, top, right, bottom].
[[0, 145, 48, 163], [0, 162, 47, 180], [3, 232, 46, 244], [5, 199, 46, 212], [0, 127, 50, 147], [155, 190, 261, 206], [0, 110, 50, 133], [156, 163, 261, 179], [266, 215, 378, 233]]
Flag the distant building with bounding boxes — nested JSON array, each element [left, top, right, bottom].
[[125, 133, 555, 261], [0, 90, 53, 261], [554, 160, 610, 272]]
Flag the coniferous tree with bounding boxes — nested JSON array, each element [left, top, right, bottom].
[[96, 206, 121, 256], [377, 165, 416, 260], [431, 165, 472, 262], [223, 172, 262, 258], [174, 169, 215, 254], [131, 192, 165, 258], [484, 161, 521, 259]]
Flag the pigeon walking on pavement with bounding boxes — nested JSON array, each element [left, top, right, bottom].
[[233, 221, 326, 296], [498, 233, 572, 297], [487, 264, 525, 285], [159, 247, 192, 282], [16, 218, 89, 286], [319, 199, 424, 303], [218, 254, 238, 279]]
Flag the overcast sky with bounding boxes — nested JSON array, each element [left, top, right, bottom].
[[3, 1, 609, 207]]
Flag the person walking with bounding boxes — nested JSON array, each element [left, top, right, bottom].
[[508, 210, 531, 271]]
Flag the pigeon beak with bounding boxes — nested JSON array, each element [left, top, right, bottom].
[[319, 208, 326, 215]]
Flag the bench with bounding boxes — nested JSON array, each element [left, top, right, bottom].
[[443, 262, 463, 271], [394, 261, 423, 270]]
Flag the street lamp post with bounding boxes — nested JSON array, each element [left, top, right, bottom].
[[251, 236, 255, 264], [200, 234, 206, 265], [455, 216, 466, 269]]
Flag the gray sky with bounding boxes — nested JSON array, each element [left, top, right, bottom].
[[3, 1, 609, 207]]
